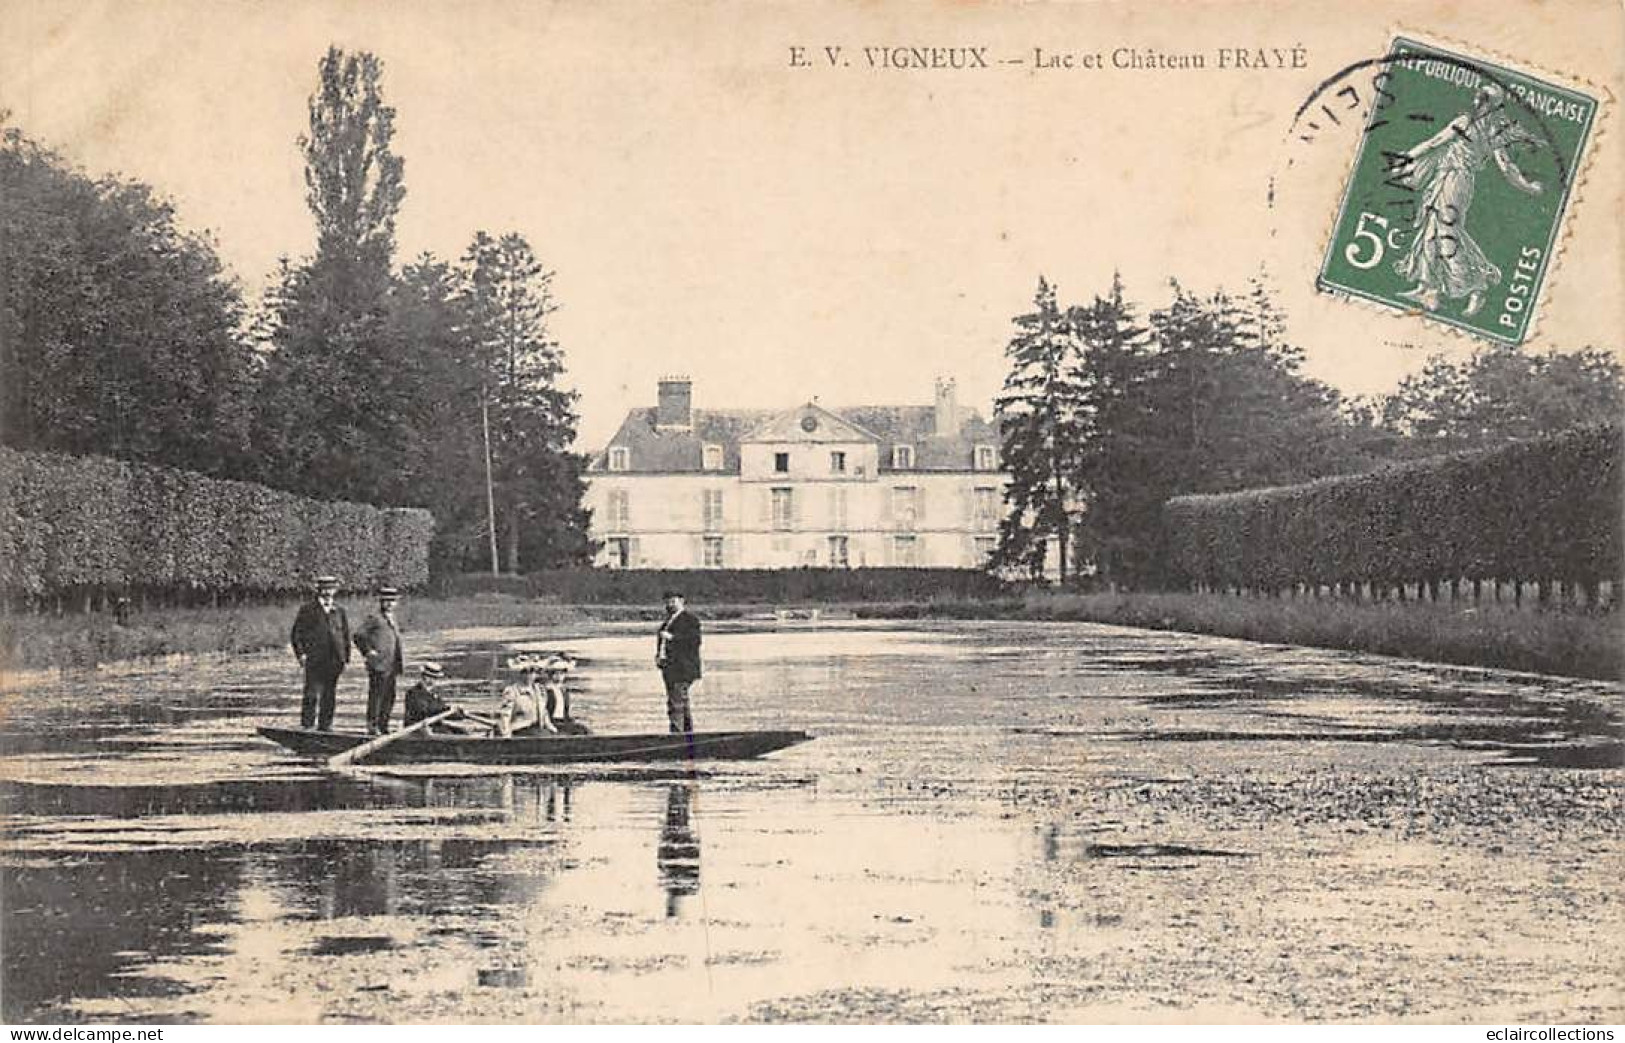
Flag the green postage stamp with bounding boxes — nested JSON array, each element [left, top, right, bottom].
[[1318, 37, 1598, 344]]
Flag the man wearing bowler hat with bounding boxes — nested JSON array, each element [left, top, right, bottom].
[[656, 589, 702, 733], [354, 587, 406, 734], [290, 575, 350, 731]]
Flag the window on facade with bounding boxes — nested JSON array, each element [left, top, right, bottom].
[[891, 485, 918, 527], [975, 536, 997, 564], [975, 445, 996, 470], [830, 450, 846, 474], [702, 488, 724, 531], [607, 489, 631, 530], [771, 487, 794, 531], [702, 444, 724, 471], [607, 537, 631, 568], [608, 446, 630, 472], [774, 451, 790, 473], [974, 486, 997, 529], [703, 536, 724, 569], [892, 445, 913, 469], [828, 535, 850, 568], [893, 534, 919, 567], [829, 486, 848, 530]]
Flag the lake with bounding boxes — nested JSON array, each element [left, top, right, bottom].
[[1, 620, 1619, 1023]]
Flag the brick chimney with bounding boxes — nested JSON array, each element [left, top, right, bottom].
[[657, 376, 693, 430], [933, 377, 958, 436]]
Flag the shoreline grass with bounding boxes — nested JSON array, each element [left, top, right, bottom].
[[0, 596, 592, 675], [2, 590, 1617, 682], [862, 591, 1622, 682]]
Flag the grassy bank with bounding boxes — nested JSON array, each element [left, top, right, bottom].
[[855, 591, 1622, 681], [3, 590, 1617, 682], [0, 597, 590, 674]]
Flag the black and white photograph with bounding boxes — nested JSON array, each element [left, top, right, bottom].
[[0, 0, 1620, 1027]]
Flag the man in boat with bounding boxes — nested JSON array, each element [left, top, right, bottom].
[[495, 655, 558, 737], [353, 587, 405, 735], [290, 574, 350, 731], [402, 662, 484, 735], [656, 590, 702, 733]]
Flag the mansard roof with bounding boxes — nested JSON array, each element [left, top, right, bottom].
[[591, 408, 770, 473], [590, 402, 1000, 474]]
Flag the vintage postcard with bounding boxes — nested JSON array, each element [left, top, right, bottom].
[[1, 0, 1620, 1028]]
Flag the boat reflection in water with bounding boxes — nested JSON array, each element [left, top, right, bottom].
[[656, 782, 701, 918]]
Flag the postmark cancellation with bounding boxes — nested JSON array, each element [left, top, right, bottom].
[[1315, 36, 1599, 345]]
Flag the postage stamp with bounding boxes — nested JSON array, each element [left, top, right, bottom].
[[1316, 36, 1599, 344]]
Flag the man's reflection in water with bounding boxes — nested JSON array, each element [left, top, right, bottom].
[[656, 783, 701, 918]]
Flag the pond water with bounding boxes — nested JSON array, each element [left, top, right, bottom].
[[1, 621, 1620, 1023]]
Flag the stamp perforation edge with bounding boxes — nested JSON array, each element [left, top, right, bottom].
[[1296, 25, 1614, 349]]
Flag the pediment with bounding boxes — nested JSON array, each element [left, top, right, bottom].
[[740, 402, 879, 444]]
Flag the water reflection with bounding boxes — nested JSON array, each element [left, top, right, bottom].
[[1, 622, 1619, 1023], [2, 845, 243, 1020], [656, 783, 701, 918]]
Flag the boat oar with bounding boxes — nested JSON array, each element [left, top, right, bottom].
[[327, 709, 457, 770]]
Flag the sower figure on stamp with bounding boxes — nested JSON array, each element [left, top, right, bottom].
[[353, 586, 405, 735], [656, 590, 702, 733], [290, 575, 350, 731], [1394, 81, 1544, 317]]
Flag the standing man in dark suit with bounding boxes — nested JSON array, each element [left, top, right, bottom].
[[354, 586, 405, 735], [290, 575, 350, 731], [656, 589, 702, 733]]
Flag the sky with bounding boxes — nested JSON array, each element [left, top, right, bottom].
[[3, 0, 1620, 450]]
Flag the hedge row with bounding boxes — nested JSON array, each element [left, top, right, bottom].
[[1164, 425, 1622, 594], [0, 447, 433, 599], [433, 567, 1010, 604]]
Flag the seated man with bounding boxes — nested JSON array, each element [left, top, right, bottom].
[[402, 662, 483, 735], [496, 656, 558, 737]]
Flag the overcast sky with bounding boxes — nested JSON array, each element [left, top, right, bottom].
[[4, 0, 1620, 449]]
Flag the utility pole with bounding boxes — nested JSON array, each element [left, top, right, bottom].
[[481, 385, 499, 576]]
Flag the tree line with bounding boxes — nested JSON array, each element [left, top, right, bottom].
[[1, 47, 591, 580], [0, 447, 433, 610], [995, 274, 1623, 588], [1164, 425, 1620, 605]]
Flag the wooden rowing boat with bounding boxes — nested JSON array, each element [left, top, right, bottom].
[[257, 725, 814, 766]]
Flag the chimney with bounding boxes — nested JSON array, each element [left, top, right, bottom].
[[656, 376, 693, 430], [933, 377, 958, 436]]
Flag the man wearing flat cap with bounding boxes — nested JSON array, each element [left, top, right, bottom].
[[290, 575, 350, 731], [656, 590, 702, 733], [354, 587, 406, 735]]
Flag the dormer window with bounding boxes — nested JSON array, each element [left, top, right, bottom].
[[892, 445, 914, 469], [608, 446, 630, 472], [974, 444, 996, 470], [702, 444, 724, 471]]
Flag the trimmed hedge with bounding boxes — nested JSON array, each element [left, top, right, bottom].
[[0, 447, 433, 601], [1164, 425, 1622, 597], [434, 567, 1010, 604]]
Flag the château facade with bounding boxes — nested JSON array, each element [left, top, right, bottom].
[[584, 377, 1009, 569]]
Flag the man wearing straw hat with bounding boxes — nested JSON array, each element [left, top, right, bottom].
[[354, 586, 406, 735], [403, 663, 483, 735], [290, 575, 350, 731]]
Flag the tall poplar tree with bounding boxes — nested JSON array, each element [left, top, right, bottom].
[[254, 47, 411, 504]]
